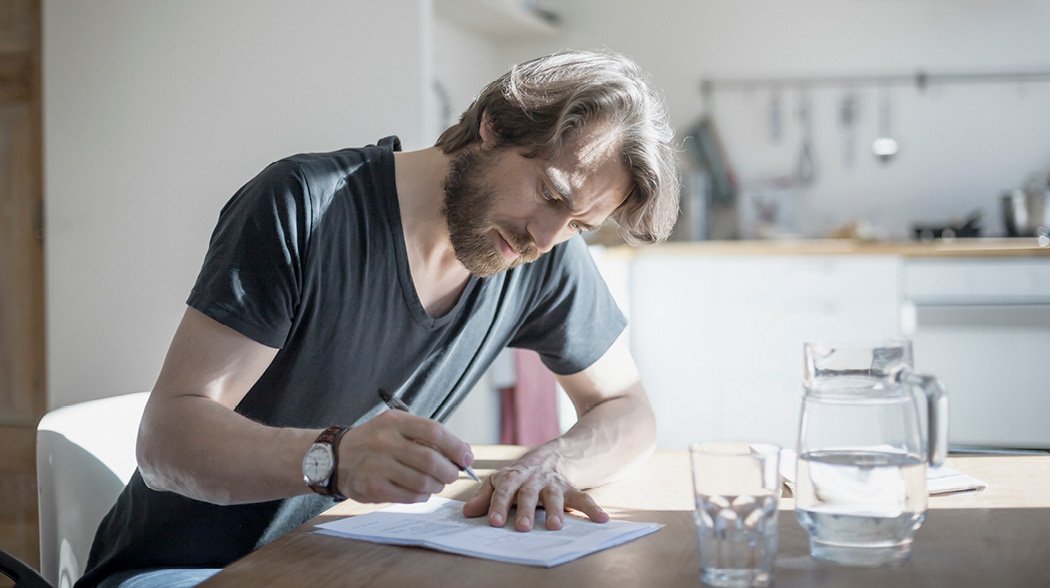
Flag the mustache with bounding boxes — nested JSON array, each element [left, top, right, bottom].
[[499, 227, 540, 260]]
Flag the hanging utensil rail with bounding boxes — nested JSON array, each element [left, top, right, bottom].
[[700, 69, 1050, 98]]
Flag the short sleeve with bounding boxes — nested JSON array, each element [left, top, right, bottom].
[[186, 160, 311, 348], [508, 236, 627, 375]]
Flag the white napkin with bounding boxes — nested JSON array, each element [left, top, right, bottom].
[[779, 448, 987, 496]]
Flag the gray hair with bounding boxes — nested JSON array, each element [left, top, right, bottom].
[[435, 49, 680, 245]]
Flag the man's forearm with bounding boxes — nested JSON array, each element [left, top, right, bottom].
[[137, 394, 317, 505], [517, 382, 656, 490]]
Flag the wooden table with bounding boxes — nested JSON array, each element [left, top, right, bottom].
[[202, 447, 1050, 587]]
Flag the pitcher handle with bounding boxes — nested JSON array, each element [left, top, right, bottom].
[[900, 371, 949, 467]]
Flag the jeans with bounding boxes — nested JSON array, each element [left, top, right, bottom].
[[97, 568, 221, 588]]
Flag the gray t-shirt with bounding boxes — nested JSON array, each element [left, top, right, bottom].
[[78, 136, 626, 586]]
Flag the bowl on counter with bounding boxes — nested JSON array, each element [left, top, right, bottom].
[[1002, 189, 1050, 237]]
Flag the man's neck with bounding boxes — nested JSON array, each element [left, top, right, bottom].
[[393, 147, 472, 316], [393, 147, 459, 269]]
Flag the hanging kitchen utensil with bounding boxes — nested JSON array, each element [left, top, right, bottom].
[[769, 88, 782, 144], [872, 86, 900, 164], [795, 89, 817, 187], [839, 91, 858, 168], [684, 115, 739, 203]]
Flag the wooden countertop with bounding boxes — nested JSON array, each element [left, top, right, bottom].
[[598, 238, 1050, 259]]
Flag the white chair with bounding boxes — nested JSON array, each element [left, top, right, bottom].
[[36, 392, 150, 588]]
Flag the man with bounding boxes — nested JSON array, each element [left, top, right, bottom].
[[78, 49, 680, 588]]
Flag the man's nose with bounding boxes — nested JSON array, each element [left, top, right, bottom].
[[526, 209, 574, 253]]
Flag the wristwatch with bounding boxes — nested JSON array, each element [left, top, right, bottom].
[[302, 425, 350, 500]]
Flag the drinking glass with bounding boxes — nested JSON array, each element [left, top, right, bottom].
[[690, 442, 780, 587]]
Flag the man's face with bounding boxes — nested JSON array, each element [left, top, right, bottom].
[[442, 147, 539, 277], [442, 128, 631, 277]]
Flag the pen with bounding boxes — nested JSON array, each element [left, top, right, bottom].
[[378, 388, 481, 482]]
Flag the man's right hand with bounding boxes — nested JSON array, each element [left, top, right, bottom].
[[336, 409, 475, 503]]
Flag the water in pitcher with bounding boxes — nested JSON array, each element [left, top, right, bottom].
[[795, 449, 927, 566]]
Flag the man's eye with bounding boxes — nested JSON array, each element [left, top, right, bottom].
[[542, 187, 559, 202]]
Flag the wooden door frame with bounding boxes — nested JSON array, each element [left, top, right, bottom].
[[0, 0, 45, 569]]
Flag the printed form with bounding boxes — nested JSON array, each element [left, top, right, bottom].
[[315, 496, 662, 567]]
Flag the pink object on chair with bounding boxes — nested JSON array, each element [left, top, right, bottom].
[[499, 349, 561, 447]]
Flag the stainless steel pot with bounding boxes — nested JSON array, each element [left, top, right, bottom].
[[1001, 189, 1050, 237]]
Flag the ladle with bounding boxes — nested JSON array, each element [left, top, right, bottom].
[[872, 86, 899, 163]]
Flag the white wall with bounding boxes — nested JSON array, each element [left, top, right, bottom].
[[44, 0, 429, 408], [498, 0, 1050, 239], [429, 18, 507, 140]]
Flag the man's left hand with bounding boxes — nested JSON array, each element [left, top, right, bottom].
[[461, 462, 609, 531]]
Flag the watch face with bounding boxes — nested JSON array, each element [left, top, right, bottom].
[[302, 444, 334, 485]]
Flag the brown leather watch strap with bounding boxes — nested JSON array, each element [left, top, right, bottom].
[[315, 425, 350, 501], [315, 424, 346, 447]]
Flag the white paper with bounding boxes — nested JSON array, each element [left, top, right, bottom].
[[314, 496, 662, 567], [925, 462, 988, 495], [779, 448, 987, 496]]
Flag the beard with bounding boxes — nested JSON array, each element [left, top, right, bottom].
[[442, 148, 540, 277]]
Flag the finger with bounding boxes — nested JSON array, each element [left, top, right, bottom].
[[380, 482, 431, 504], [514, 485, 541, 532], [385, 460, 446, 495], [541, 487, 565, 530], [462, 478, 495, 518], [564, 489, 609, 523], [393, 412, 474, 470], [486, 472, 523, 528], [394, 440, 460, 485], [344, 469, 431, 504]]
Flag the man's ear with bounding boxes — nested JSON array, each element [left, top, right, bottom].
[[479, 110, 498, 149]]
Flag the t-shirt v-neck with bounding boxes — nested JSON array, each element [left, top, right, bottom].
[[376, 138, 480, 331]]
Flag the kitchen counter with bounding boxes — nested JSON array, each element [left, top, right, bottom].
[[591, 237, 1050, 451], [600, 237, 1050, 258]]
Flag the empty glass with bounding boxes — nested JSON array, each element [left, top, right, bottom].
[[690, 442, 781, 587]]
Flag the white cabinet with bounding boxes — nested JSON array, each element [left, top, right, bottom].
[[626, 254, 902, 450], [630, 256, 722, 449], [903, 258, 1050, 449]]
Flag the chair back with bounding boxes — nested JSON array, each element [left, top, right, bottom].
[[36, 392, 150, 588]]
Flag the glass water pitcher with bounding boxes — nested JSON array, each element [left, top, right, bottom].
[[794, 340, 948, 566]]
